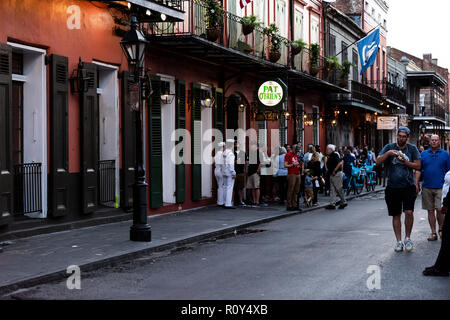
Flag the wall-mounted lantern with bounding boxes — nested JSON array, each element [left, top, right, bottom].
[[69, 57, 91, 94]]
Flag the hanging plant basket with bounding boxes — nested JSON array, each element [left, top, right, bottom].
[[206, 27, 220, 42], [310, 64, 320, 76], [242, 24, 254, 36], [269, 50, 281, 63], [291, 46, 303, 56]]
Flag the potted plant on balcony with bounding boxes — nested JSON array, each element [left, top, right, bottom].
[[291, 39, 307, 56], [325, 56, 340, 81], [240, 15, 262, 36], [338, 61, 355, 88], [263, 24, 285, 63], [203, 0, 224, 42], [309, 43, 321, 76]]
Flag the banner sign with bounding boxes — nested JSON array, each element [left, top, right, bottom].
[[257, 79, 287, 110], [377, 116, 398, 130]]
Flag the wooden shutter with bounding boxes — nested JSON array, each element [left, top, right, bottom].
[[214, 87, 224, 144], [48, 54, 69, 218], [80, 62, 98, 214], [148, 75, 163, 208], [175, 79, 186, 203], [0, 43, 13, 225], [121, 71, 135, 210], [191, 82, 202, 201], [279, 113, 286, 146]]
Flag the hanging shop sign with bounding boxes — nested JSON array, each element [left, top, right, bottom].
[[257, 79, 287, 110], [377, 116, 398, 130], [398, 114, 408, 127]]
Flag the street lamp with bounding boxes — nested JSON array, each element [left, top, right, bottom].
[[120, 16, 152, 242]]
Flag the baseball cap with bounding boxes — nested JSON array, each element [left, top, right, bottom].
[[398, 126, 410, 135]]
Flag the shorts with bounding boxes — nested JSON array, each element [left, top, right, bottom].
[[305, 188, 314, 199], [422, 188, 442, 210], [235, 173, 246, 190], [385, 186, 417, 216], [246, 173, 260, 189]]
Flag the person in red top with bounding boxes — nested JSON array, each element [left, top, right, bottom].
[[285, 147, 302, 211]]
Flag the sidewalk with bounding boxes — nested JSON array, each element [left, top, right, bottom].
[[0, 186, 384, 295]]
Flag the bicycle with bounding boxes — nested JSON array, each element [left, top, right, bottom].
[[365, 164, 377, 192], [346, 164, 366, 196]]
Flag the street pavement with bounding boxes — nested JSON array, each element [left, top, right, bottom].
[[3, 192, 449, 300]]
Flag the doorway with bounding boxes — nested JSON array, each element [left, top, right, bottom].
[[94, 61, 119, 208], [9, 43, 47, 219]]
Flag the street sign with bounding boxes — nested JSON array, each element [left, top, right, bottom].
[[377, 116, 398, 130], [257, 79, 287, 110]]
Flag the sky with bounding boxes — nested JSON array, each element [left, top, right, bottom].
[[387, 0, 450, 70]]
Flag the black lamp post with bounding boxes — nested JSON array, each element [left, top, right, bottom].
[[121, 16, 152, 242]]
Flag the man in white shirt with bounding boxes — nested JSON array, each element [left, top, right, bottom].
[[223, 139, 237, 209], [214, 142, 225, 207]]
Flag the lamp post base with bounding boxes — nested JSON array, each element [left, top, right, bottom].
[[130, 224, 152, 242]]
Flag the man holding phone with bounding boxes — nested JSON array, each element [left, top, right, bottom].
[[377, 127, 421, 252]]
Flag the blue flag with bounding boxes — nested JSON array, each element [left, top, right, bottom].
[[357, 28, 380, 75]]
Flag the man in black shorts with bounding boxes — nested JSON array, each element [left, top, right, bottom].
[[377, 127, 421, 252]]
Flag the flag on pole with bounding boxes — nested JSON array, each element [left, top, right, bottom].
[[240, 0, 253, 9], [357, 28, 380, 75]]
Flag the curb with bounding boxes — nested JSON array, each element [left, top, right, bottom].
[[0, 188, 384, 296]]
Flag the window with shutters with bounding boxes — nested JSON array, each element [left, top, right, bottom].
[[294, 9, 304, 70], [253, 0, 266, 57], [311, 17, 319, 44], [352, 49, 359, 81], [312, 106, 319, 146], [296, 103, 304, 147], [341, 41, 348, 62], [275, 0, 287, 63]]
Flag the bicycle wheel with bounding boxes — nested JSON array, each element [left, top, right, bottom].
[[365, 177, 370, 192], [356, 177, 364, 194], [346, 178, 354, 196]]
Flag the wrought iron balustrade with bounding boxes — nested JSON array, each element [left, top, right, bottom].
[[14, 163, 42, 215], [99, 160, 116, 207], [145, 0, 328, 74]]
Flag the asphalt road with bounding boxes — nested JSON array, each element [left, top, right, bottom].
[[3, 193, 449, 300]]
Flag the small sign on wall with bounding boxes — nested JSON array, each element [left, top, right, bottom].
[[377, 116, 398, 130]]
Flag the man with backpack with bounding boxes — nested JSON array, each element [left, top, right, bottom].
[[376, 127, 421, 252]]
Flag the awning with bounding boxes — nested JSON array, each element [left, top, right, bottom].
[[413, 116, 446, 125], [328, 100, 382, 113]]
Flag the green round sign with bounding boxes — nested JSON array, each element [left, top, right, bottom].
[[258, 80, 285, 107]]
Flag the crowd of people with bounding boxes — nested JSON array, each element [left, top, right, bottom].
[[213, 127, 449, 277], [213, 140, 384, 211]]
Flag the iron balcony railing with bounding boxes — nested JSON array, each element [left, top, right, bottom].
[[410, 98, 447, 121], [146, 0, 328, 77], [14, 163, 42, 215], [362, 79, 407, 107], [99, 160, 116, 207], [350, 80, 383, 107]]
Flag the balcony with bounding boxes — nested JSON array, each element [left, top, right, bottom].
[[328, 80, 383, 112], [410, 97, 447, 124], [144, 0, 347, 93], [361, 79, 407, 109]]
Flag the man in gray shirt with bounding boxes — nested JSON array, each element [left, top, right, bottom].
[[377, 127, 421, 252]]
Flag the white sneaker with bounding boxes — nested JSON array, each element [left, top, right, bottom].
[[394, 241, 404, 252], [404, 238, 414, 252]]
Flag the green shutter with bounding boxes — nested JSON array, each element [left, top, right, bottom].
[[214, 88, 224, 144], [0, 43, 13, 225], [121, 71, 136, 210], [175, 79, 186, 203], [191, 82, 202, 201], [148, 75, 163, 208], [279, 113, 286, 146], [49, 54, 69, 217]]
